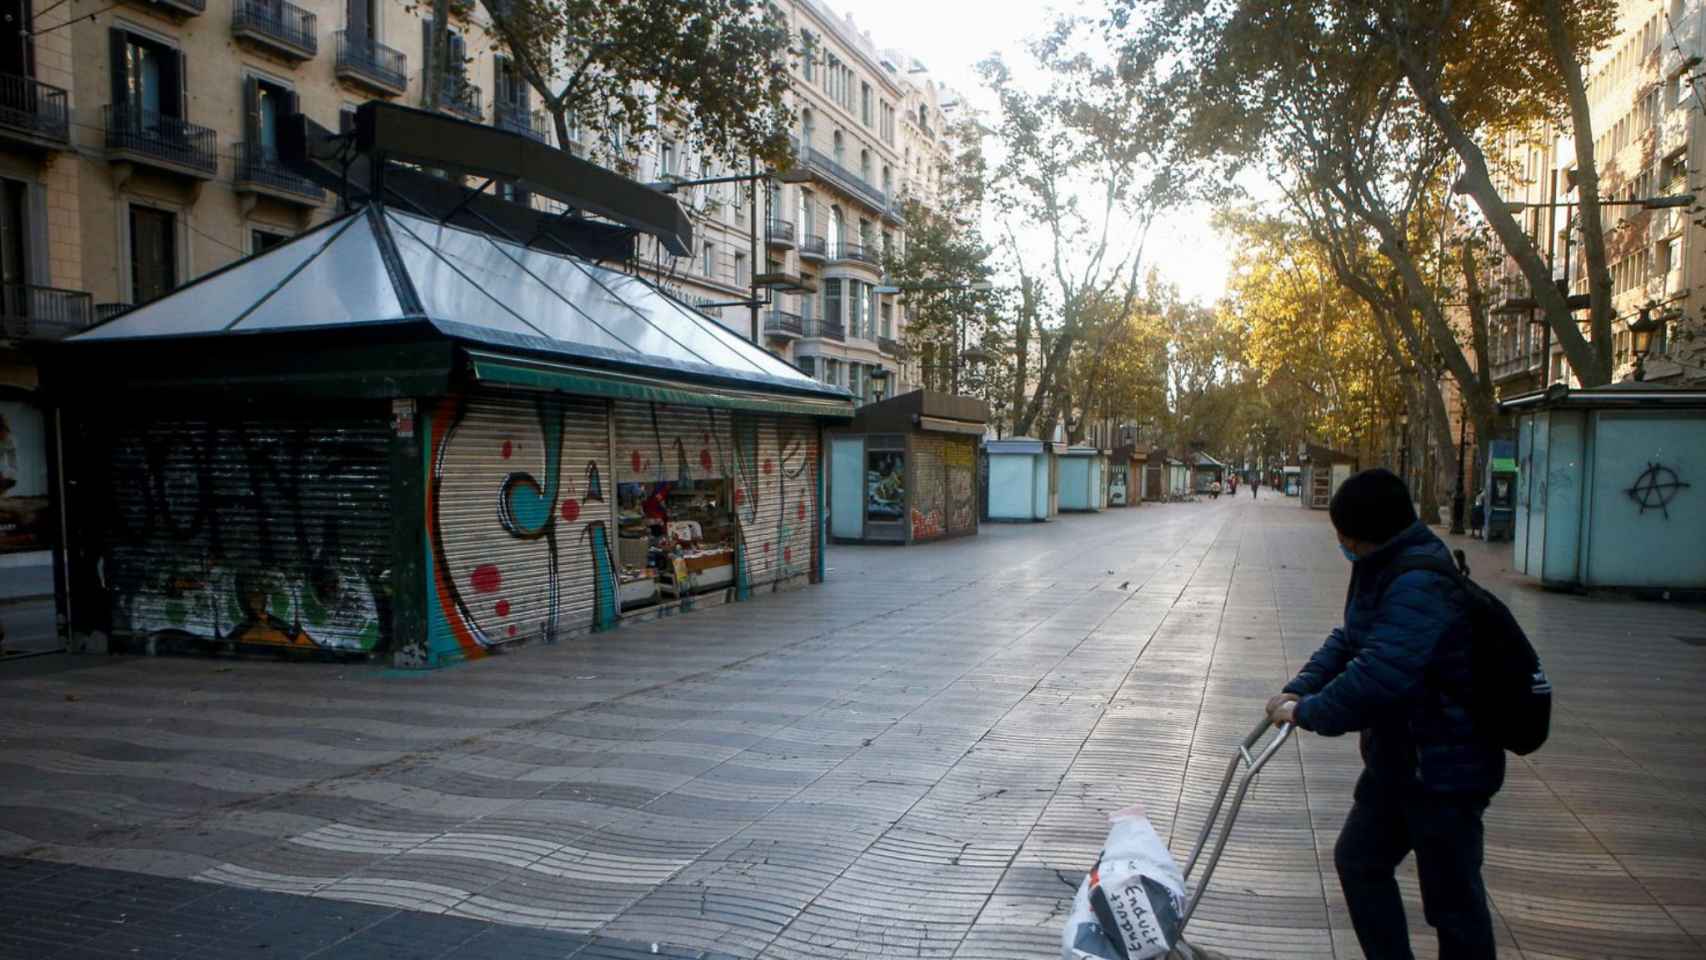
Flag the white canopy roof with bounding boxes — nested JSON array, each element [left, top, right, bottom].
[[74, 206, 840, 400]]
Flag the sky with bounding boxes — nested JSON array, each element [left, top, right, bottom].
[[832, 0, 1237, 306]]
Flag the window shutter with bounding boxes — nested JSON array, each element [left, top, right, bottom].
[[420, 18, 433, 85], [161, 48, 185, 119], [109, 29, 127, 115], [448, 31, 465, 79], [242, 76, 259, 145], [284, 89, 299, 120], [494, 56, 508, 107], [347, 0, 368, 40]]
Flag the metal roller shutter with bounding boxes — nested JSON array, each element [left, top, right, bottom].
[[427, 391, 615, 660], [911, 433, 946, 540], [742, 414, 817, 590], [100, 406, 392, 653], [612, 401, 717, 486], [943, 436, 977, 536]]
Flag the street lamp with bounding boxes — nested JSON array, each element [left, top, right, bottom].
[[1630, 305, 1665, 382]]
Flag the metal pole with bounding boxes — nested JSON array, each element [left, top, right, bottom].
[[1540, 168, 1557, 389], [748, 155, 759, 345], [1451, 409, 1467, 534]]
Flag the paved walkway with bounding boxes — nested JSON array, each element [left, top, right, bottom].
[[0, 492, 1702, 959]]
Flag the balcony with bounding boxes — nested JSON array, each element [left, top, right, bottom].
[[878, 335, 905, 357], [494, 103, 547, 142], [104, 106, 218, 180], [0, 284, 94, 341], [782, 145, 896, 221], [799, 234, 827, 262], [231, 0, 317, 61], [0, 74, 69, 151], [766, 218, 796, 249], [764, 309, 803, 340], [335, 31, 407, 97], [803, 318, 845, 341], [233, 141, 324, 206], [428, 77, 482, 121], [121, 0, 204, 17], [95, 302, 132, 321], [832, 242, 881, 269]]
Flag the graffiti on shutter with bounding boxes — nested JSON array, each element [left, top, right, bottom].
[[426, 392, 615, 663], [912, 434, 945, 540], [944, 437, 976, 535], [101, 410, 392, 653]]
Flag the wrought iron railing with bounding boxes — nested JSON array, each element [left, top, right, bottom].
[[234, 141, 325, 201], [799, 234, 827, 258], [766, 218, 796, 244], [335, 31, 407, 93], [103, 105, 218, 175], [0, 284, 94, 340], [95, 302, 132, 321], [798, 146, 891, 214], [431, 77, 482, 120], [878, 335, 904, 357], [803, 318, 845, 341], [494, 103, 546, 142], [0, 73, 69, 144], [764, 309, 803, 337], [232, 0, 317, 55], [835, 242, 879, 266]]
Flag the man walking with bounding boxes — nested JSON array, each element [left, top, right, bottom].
[[1266, 468, 1501, 959]]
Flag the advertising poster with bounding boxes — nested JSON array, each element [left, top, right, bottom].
[[866, 450, 905, 523], [0, 400, 50, 552]]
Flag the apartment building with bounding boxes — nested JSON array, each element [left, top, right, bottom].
[[1514, 0, 1706, 388]]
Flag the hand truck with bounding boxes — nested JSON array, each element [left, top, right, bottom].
[[1166, 716, 1294, 960]]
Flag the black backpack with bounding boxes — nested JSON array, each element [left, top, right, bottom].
[[1375, 554, 1551, 756]]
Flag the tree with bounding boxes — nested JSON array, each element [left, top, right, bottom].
[[478, 0, 795, 171], [1058, 282, 1168, 443], [978, 12, 1213, 437]]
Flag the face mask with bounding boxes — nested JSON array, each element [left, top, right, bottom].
[[1340, 544, 1358, 563]]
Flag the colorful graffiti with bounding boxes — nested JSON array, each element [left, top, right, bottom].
[[100, 416, 390, 652], [428, 395, 617, 663], [911, 507, 944, 539], [944, 438, 976, 534]]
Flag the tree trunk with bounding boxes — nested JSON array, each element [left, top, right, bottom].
[[1542, 0, 1615, 382], [425, 0, 450, 111], [1389, 50, 1607, 385]]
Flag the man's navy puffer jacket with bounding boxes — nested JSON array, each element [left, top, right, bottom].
[[1284, 521, 1505, 797]]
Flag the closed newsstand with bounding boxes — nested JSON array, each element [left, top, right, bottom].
[[826, 390, 986, 544], [47, 205, 852, 667]]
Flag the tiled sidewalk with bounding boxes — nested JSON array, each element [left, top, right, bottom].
[[0, 493, 1701, 959]]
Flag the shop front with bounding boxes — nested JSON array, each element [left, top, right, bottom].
[[1503, 383, 1706, 591], [826, 391, 986, 544], [1282, 465, 1301, 496], [1059, 447, 1107, 512], [48, 205, 853, 667], [0, 382, 54, 600], [1107, 444, 1147, 506], [1193, 451, 1226, 493], [985, 437, 1062, 521]]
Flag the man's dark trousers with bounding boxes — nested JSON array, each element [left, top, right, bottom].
[[1335, 770, 1496, 959]]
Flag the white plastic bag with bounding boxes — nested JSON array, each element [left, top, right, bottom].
[[1061, 803, 1187, 960]]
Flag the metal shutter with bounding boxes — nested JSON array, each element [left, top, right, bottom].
[[101, 406, 392, 653], [743, 414, 817, 590], [943, 436, 977, 536], [911, 433, 945, 540], [427, 391, 615, 659]]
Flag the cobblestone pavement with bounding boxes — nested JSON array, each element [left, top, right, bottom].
[[1, 492, 1702, 959]]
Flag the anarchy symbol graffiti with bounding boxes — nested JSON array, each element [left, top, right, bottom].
[[1625, 462, 1690, 519]]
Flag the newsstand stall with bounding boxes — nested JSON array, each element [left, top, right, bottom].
[[1107, 444, 1147, 506], [985, 437, 1063, 521], [826, 390, 987, 544], [1059, 446, 1108, 512], [42, 103, 855, 667]]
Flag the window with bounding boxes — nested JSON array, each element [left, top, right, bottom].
[[850, 281, 868, 338], [0, 179, 29, 310], [252, 229, 289, 254], [660, 140, 677, 177], [347, 0, 378, 42], [833, 129, 844, 163], [880, 100, 895, 145], [801, 108, 814, 147], [860, 148, 871, 184], [849, 362, 863, 399], [822, 277, 842, 329], [797, 355, 816, 378], [111, 29, 184, 126], [1666, 236, 1682, 276], [129, 204, 176, 305], [494, 54, 530, 127], [799, 188, 814, 236], [880, 299, 892, 338], [828, 206, 842, 257], [244, 75, 296, 166], [801, 30, 817, 82], [861, 82, 872, 126], [420, 19, 469, 102], [882, 166, 892, 199], [823, 357, 841, 385], [867, 282, 879, 336], [734, 252, 749, 287], [701, 240, 714, 276]]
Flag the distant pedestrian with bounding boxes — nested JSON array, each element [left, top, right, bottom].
[[1251, 480, 1258, 499], [1210, 479, 1222, 499], [1266, 468, 1501, 960]]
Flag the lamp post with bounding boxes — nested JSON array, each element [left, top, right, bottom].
[[1630, 304, 1665, 382], [1450, 408, 1468, 536], [873, 278, 993, 395]]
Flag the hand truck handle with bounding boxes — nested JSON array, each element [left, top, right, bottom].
[[1177, 714, 1293, 932]]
